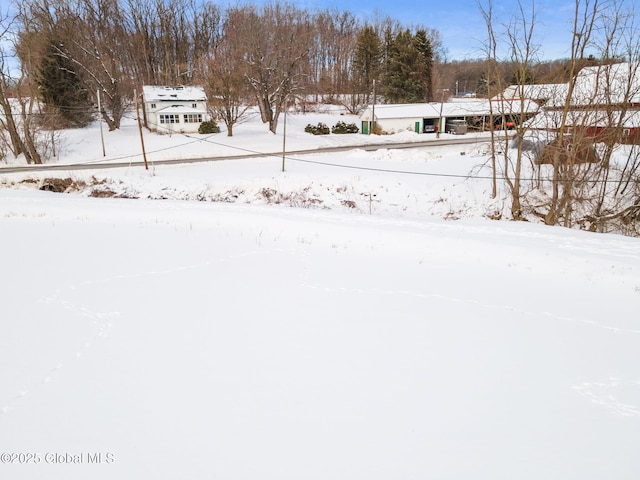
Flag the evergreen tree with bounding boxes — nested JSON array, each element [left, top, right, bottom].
[[510, 64, 536, 85], [36, 42, 93, 128], [383, 29, 434, 103], [352, 24, 382, 103], [476, 71, 497, 97], [414, 29, 434, 101]]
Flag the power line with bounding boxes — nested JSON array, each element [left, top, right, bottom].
[[10, 123, 638, 186], [183, 133, 638, 184], [287, 155, 482, 179]]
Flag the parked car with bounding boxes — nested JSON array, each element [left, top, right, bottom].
[[495, 121, 516, 130]]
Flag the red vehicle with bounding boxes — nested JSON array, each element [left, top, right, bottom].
[[495, 121, 516, 130]]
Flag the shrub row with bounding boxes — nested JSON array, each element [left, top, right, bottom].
[[305, 121, 359, 135], [199, 119, 358, 135]]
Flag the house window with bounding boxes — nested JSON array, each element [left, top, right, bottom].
[[192, 103, 197, 108], [183, 114, 203, 123], [159, 114, 180, 124], [623, 128, 631, 137], [151, 103, 156, 109]]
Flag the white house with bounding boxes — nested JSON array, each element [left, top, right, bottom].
[[142, 85, 208, 134]]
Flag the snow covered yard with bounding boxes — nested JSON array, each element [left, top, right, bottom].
[[1, 111, 640, 479], [2, 188, 640, 479], [1, 111, 502, 221]]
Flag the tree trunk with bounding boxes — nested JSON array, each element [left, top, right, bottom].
[[101, 109, 118, 131], [269, 103, 281, 134], [0, 100, 25, 158], [0, 81, 26, 158], [20, 99, 42, 164]]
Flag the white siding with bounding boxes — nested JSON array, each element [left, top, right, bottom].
[[142, 86, 208, 134]]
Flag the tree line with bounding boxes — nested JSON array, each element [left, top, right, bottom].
[[0, 0, 446, 142], [1, 0, 597, 158], [2, 0, 640, 236]]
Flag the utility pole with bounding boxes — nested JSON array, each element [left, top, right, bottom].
[[134, 88, 149, 171], [282, 98, 287, 172], [436, 88, 449, 138], [97, 89, 106, 157], [370, 79, 376, 135]]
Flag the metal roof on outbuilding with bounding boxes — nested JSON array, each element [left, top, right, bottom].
[[361, 98, 539, 121]]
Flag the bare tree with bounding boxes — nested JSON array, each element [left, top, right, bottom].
[[516, 0, 640, 235], [501, 1, 541, 220], [307, 9, 358, 99], [197, 12, 251, 137], [477, 0, 640, 235], [124, 0, 220, 87], [230, 2, 312, 134], [20, 0, 134, 130], [539, 0, 601, 226], [0, 11, 25, 161], [124, 0, 158, 85], [479, 0, 499, 199], [0, 8, 45, 164], [588, 2, 640, 229], [479, 0, 541, 215]]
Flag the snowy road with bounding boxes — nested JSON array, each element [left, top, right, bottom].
[[0, 135, 485, 174]]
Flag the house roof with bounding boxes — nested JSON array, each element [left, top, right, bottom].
[[496, 83, 566, 101], [143, 85, 207, 102], [545, 62, 640, 107]]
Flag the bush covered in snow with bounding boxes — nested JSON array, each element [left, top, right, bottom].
[[304, 122, 330, 135], [331, 121, 359, 134], [198, 120, 220, 134]]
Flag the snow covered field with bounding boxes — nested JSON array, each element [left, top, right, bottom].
[[1, 110, 640, 479]]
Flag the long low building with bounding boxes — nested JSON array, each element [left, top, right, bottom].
[[359, 98, 540, 135]]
